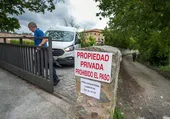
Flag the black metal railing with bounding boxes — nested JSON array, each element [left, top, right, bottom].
[[0, 37, 54, 93]]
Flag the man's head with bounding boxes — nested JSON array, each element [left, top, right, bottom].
[[28, 22, 37, 32]]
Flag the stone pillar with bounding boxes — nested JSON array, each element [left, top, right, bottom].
[[75, 46, 122, 119]]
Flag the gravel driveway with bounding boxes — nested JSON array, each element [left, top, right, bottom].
[[117, 56, 170, 119]]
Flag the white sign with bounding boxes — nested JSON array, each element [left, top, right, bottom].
[[75, 50, 112, 83], [80, 78, 101, 99]]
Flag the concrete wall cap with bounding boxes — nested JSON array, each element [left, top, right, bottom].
[[93, 45, 122, 56]]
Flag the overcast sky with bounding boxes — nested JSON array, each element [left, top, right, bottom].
[[15, 0, 108, 33]]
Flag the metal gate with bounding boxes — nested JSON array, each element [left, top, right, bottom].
[[0, 37, 54, 93]]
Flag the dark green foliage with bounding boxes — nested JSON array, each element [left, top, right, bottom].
[[96, 0, 170, 66], [81, 41, 90, 48], [10, 39, 34, 45], [103, 28, 130, 49], [88, 35, 96, 46], [0, 0, 63, 32], [79, 32, 96, 48], [79, 32, 88, 48], [113, 107, 124, 119]]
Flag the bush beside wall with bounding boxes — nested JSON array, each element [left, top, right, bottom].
[[10, 39, 34, 45]]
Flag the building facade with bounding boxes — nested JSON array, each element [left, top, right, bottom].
[[82, 29, 104, 45]]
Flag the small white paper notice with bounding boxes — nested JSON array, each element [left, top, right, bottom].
[[80, 78, 101, 99]]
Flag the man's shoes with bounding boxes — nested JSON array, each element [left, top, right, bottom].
[[53, 80, 60, 86]]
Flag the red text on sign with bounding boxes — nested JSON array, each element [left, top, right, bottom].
[[75, 68, 93, 78], [99, 73, 110, 81], [77, 52, 109, 61], [80, 61, 104, 70]]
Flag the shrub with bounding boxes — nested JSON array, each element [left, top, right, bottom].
[[10, 39, 34, 45], [81, 35, 96, 48], [113, 107, 124, 119]]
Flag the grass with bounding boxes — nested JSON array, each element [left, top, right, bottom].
[[159, 65, 170, 71], [113, 107, 124, 119]]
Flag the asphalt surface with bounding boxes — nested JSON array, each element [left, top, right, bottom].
[[0, 67, 74, 119]]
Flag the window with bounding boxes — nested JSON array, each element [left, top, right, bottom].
[[45, 30, 74, 42]]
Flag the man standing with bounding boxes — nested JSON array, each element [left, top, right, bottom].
[[132, 52, 137, 62], [28, 22, 60, 86]]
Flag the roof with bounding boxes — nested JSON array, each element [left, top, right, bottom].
[[47, 25, 77, 32], [0, 32, 32, 36], [82, 29, 103, 33]]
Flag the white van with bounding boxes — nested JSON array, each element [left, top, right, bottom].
[[45, 25, 81, 65]]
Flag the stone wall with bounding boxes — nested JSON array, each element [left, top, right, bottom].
[[75, 46, 122, 119]]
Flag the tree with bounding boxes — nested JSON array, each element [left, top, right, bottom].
[[62, 16, 80, 29], [96, 0, 170, 66], [79, 32, 86, 41], [88, 35, 96, 46], [103, 28, 130, 49], [0, 0, 62, 32], [79, 32, 88, 48], [79, 33, 96, 48]]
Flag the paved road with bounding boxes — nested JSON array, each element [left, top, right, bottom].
[[54, 66, 76, 104], [0, 67, 74, 119]]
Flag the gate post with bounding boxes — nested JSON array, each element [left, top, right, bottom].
[[48, 37, 54, 91], [19, 38, 23, 44], [74, 46, 122, 119]]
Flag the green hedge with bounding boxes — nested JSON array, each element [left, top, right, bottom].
[[10, 39, 34, 45]]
